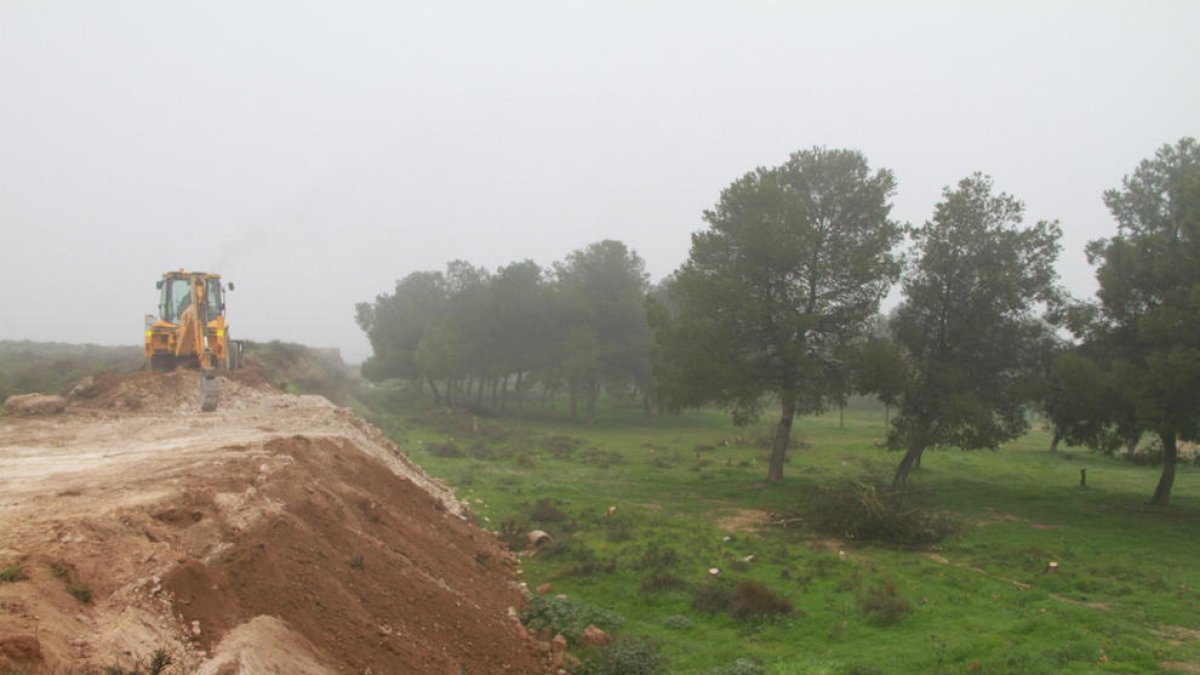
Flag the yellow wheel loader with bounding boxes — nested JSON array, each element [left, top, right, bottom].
[[144, 270, 243, 411]]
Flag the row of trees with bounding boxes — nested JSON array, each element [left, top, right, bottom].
[[358, 140, 1198, 506], [355, 241, 653, 424]]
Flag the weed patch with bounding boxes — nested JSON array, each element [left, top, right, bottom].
[[68, 583, 93, 604], [573, 637, 665, 675], [0, 564, 27, 582], [520, 596, 624, 645]]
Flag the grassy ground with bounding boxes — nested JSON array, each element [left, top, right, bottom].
[[380, 401, 1200, 674]]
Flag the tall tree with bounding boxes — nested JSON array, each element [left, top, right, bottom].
[[553, 240, 653, 424], [489, 260, 551, 412], [355, 270, 448, 390], [890, 174, 1061, 485], [654, 147, 903, 481], [1061, 137, 1200, 505]]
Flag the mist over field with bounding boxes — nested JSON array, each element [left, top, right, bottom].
[[2, 1, 1198, 361]]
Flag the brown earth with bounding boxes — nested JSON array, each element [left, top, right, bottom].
[[0, 370, 556, 674]]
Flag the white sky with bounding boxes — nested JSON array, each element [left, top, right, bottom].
[[2, 1, 1197, 362]]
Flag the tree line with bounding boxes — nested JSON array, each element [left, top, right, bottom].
[[355, 241, 653, 425], [357, 139, 1199, 506]]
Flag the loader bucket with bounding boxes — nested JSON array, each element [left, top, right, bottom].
[[199, 371, 219, 412]]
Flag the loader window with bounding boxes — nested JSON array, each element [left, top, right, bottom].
[[206, 279, 222, 318], [160, 279, 193, 323]]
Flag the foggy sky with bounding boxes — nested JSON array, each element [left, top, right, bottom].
[[2, 1, 1197, 362]]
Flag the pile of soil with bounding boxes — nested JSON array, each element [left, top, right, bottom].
[[0, 371, 557, 674], [76, 369, 275, 414]]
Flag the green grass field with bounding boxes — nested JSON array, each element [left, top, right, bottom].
[[380, 401, 1200, 674]]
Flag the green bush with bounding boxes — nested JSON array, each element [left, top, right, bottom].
[[573, 637, 665, 675], [520, 596, 624, 645]]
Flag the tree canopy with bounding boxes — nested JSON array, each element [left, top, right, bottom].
[[1056, 137, 1200, 505], [654, 147, 903, 481], [887, 174, 1061, 484]]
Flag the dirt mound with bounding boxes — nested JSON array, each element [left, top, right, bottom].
[[76, 369, 276, 414], [0, 373, 556, 674]]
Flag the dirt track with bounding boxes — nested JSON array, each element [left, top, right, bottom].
[[0, 371, 555, 674]]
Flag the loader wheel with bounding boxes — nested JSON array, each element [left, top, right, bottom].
[[150, 353, 177, 372]]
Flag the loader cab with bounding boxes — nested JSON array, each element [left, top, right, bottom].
[[157, 275, 223, 324]]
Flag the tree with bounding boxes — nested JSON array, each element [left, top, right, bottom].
[[654, 147, 903, 482], [553, 240, 652, 424], [489, 260, 551, 412], [355, 270, 448, 390], [1061, 138, 1200, 506], [889, 174, 1061, 485]]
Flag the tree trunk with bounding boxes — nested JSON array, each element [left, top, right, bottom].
[[585, 381, 598, 426], [427, 377, 442, 406], [1149, 431, 1178, 507], [839, 404, 844, 429], [766, 395, 797, 482], [514, 369, 524, 415], [642, 390, 652, 418], [893, 440, 927, 485], [883, 404, 890, 427], [1049, 429, 1062, 453]]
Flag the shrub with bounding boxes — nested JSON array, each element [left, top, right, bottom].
[[860, 583, 912, 624], [691, 583, 735, 614], [496, 519, 529, 551], [0, 564, 27, 582], [639, 573, 688, 593], [581, 447, 623, 467], [729, 580, 793, 619], [468, 443, 495, 460], [692, 581, 794, 620], [543, 435, 581, 459], [426, 441, 465, 458], [529, 498, 569, 524], [104, 648, 175, 675], [69, 583, 93, 604], [633, 544, 679, 571], [561, 559, 618, 577], [806, 474, 958, 547], [520, 596, 624, 645], [573, 637, 665, 675]]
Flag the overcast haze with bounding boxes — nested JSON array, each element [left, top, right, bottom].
[[2, 1, 1197, 362]]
